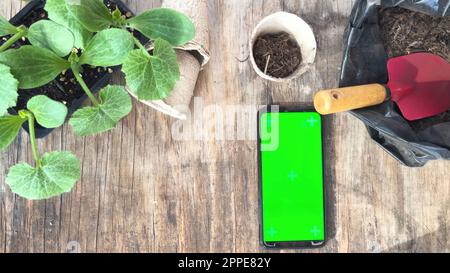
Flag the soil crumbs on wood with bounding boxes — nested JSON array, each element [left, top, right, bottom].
[[379, 7, 450, 131], [253, 32, 302, 78]]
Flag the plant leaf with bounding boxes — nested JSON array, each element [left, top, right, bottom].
[[0, 45, 70, 89], [122, 38, 180, 100], [127, 8, 195, 46], [79, 28, 134, 67], [0, 115, 26, 151], [27, 95, 68, 129], [0, 15, 17, 36], [6, 151, 80, 200], [0, 64, 19, 115], [28, 20, 75, 57], [45, 0, 92, 49], [67, 0, 113, 32], [69, 85, 132, 136]]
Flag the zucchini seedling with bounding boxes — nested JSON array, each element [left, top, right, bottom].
[[0, 14, 81, 200], [1, 0, 195, 137], [0, 2, 134, 137], [55, 0, 196, 101], [0, 13, 76, 55], [0, 0, 196, 200], [0, 14, 76, 114], [0, 95, 80, 200], [0, 27, 134, 136]]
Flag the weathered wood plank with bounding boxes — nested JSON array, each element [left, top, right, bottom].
[[0, 0, 449, 253]]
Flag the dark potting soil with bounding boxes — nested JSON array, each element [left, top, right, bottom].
[[379, 7, 450, 62], [409, 109, 450, 132], [379, 7, 450, 132], [0, 0, 132, 112], [253, 32, 302, 78]]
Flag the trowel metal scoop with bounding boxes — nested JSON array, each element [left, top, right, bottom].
[[314, 53, 450, 121]]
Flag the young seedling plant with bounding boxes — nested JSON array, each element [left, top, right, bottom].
[[0, 94, 80, 200], [0, 14, 80, 200], [1, 0, 195, 136], [48, 0, 197, 101], [0, 0, 196, 200], [0, 22, 135, 136], [0, 13, 78, 115]]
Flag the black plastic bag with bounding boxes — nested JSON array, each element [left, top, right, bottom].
[[340, 0, 450, 167]]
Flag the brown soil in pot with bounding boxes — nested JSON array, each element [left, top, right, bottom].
[[253, 32, 302, 78], [379, 7, 450, 131]]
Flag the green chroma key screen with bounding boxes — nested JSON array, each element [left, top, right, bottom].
[[260, 111, 325, 243]]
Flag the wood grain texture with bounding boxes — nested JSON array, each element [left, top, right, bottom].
[[0, 0, 449, 253]]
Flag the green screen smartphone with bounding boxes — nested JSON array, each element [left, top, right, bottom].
[[258, 107, 326, 248]]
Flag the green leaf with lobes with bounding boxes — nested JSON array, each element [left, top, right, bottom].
[[27, 95, 68, 129], [67, 0, 114, 32], [0, 64, 19, 115], [127, 8, 196, 46], [122, 38, 180, 100], [45, 0, 92, 49], [69, 85, 132, 136], [0, 45, 71, 89], [0, 15, 17, 36], [28, 20, 75, 57], [0, 115, 27, 151], [79, 28, 134, 67], [6, 151, 81, 200]]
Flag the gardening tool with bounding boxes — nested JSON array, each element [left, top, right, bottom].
[[314, 53, 450, 121]]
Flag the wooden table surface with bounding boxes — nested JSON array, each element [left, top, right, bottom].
[[1, 0, 449, 253]]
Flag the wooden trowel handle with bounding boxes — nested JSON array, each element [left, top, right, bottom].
[[314, 84, 388, 115]]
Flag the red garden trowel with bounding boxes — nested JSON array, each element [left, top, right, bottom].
[[314, 53, 450, 121]]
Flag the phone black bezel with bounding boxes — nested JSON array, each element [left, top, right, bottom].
[[257, 106, 328, 249]]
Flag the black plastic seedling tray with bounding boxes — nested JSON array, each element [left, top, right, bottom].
[[6, 0, 144, 139]]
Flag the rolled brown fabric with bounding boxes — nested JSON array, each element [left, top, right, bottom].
[[129, 0, 210, 120]]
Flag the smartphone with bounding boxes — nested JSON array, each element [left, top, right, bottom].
[[258, 106, 326, 248]]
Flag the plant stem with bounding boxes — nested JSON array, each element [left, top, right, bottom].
[[0, 31, 25, 53], [26, 111, 41, 168], [133, 36, 151, 57], [71, 64, 100, 106]]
